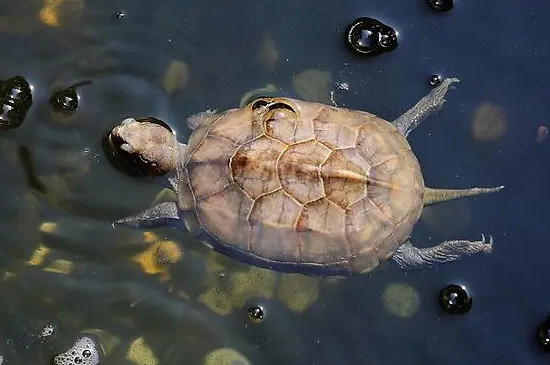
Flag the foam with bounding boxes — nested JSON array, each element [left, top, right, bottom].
[[53, 336, 99, 365]]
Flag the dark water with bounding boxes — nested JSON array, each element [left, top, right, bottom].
[[1, 0, 549, 364]]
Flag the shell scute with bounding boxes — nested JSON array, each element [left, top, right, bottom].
[[296, 198, 349, 264], [373, 234, 401, 262], [210, 108, 264, 145], [345, 197, 394, 257], [188, 135, 236, 199], [313, 107, 362, 149], [231, 136, 286, 199], [249, 189, 301, 260], [278, 140, 331, 204], [265, 108, 315, 144], [321, 148, 369, 208], [356, 124, 398, 165], [196, 183, 253, 250]]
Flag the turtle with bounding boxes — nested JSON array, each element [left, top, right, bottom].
[[109, 78, 504, 276]]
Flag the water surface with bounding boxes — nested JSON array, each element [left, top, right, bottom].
[[1, 0, 549, 364]]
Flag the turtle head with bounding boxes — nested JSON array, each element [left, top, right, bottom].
[[107, 117, 178, 176]]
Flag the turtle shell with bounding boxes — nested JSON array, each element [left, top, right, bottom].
[[178, 98, 424, 276]]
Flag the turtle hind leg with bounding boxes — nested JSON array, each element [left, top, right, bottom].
[[392, 77, 460, 137], [113, 201, 180, 229], [391, 234, 493, 270]]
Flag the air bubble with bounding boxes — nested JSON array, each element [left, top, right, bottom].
[[49, 81, 91, 115], [248, 305, 265, 323], [429, 74, 441, 86], [346, 17, 398, 56], [50, 88, 78, 113], [0, 76, 32, 130], [439, 284, 472, 314], [428, 0, 454, 11], [537, 316, 550, 352]]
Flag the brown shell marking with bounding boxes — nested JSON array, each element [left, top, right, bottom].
[[180, 98, 424, 274]]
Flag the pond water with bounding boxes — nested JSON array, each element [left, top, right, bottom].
[[1, 0, 549, 364]]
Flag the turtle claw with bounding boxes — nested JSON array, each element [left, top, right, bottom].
[[478, 233, 494, 253]]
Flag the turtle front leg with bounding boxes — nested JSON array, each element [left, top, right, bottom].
[[391, 234, 493, 270], [113, 201, 180, 228], [392, 77, 460, 137]]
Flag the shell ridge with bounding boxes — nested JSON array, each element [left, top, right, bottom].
[[274, 142, 289, 192], [318, 147, 333, 198]]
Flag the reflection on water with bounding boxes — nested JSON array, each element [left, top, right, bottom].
[[1, 0, 550, 364]]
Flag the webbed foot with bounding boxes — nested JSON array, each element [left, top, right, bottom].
[[391, 233, 493, 270], [392, 77, 460, 137], [113, 201, 179, 229]]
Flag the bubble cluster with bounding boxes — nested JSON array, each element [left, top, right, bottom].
[[346, 17, 398, 56], [0, 76, 33, 130], [41, 324, 55, 338], [53, 336, 99, 365]]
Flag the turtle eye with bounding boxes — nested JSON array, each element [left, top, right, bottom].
[[265, 101, 298, 120], [251, 99, 269, 111], [268, 102, 296, 114], [136, 117, 174, 134]]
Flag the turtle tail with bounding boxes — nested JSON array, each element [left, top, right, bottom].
[[423, 186, 505, 206]]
